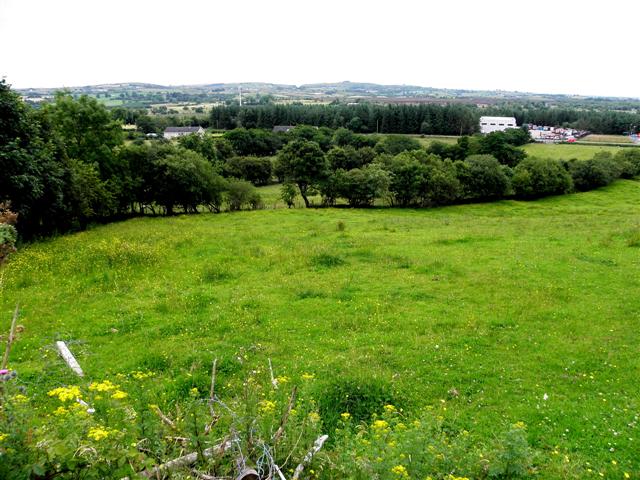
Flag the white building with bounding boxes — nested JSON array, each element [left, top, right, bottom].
[[479, 116, 517, 134], [163, 126, 205, 140]]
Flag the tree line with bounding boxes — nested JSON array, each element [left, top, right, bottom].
[[273, 128, 640, 208], [3, 79, 640, 243], [117, 103, 640, 137]]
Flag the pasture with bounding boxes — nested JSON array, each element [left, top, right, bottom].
[[522, 142, 623, 160], [2, 180, 640, 477]]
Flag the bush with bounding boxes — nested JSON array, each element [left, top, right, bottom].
[[456, 155, 511, 201], [614, 149, 640, 178], [223, 156, 273, 185], [374, 135, 422, 155], [334, 164, 390, 207], [225, 178, 261, 211], [569, 152, 621, 191], [511, 157, 573, 198], [316, 377, 396, 433]]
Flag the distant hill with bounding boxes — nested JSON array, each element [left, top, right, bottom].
[[16, 80, 640, 110]]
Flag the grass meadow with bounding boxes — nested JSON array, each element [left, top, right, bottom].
[[522, 142, 623, 160], [1, 180, 640, 477]]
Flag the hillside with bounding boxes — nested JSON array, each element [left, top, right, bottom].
[[1, 180, 639, 477]]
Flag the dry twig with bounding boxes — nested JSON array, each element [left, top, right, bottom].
[[292, 435, 328, 480], [1, 304, 19, 371]]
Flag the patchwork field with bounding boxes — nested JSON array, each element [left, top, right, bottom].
[[2, 180, 640, 477]]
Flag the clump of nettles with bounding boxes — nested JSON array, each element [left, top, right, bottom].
[[0, 203, 18, 266]]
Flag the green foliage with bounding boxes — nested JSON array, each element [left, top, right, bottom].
[[224, 127, 282, 156], [223, 156, 273, 186], [374, 135, 422, 155], [177, 133, 221, 164], [568, 152, 621, 191], [333, 164, 391, 207], [456, 155, 511, 200], [613, 149, 640, 178], [224, 178, 262, 211], [477, 131, 527, 167], [280, 182, 298, 208], [276, 140, 329, 207], [317, 377, 395, 432], [511, 157, 573, 198], [152, 149, 225, 214]]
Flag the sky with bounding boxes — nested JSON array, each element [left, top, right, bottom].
[[1, 0, 637, 98]]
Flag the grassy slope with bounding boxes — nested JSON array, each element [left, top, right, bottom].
[[2, 181, 640, 475]]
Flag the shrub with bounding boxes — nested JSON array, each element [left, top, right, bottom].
[[511, 157, 573, 198], [280, 182, 298, 208], [569, 152, 621, 191], [334, 164, 391, 207], [317, 377, 396, 433], [374, 135, 422, 155], [0, 203, 18, 265], [456, 155, 511, 201], [614, 149, 640, 178], [223, 156, 273, 186], [225, 178, 261, 211]]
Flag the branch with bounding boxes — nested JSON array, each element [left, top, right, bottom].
[[291, 434, 328, 480], [268, 358, 278, 389], [55, 341, 84, 377], [139, 438, 232, 477], [272, 385, 297, 445], [1, 304, 19, 371]]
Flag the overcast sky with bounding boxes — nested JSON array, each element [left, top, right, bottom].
[[1, 0, 637, 98]]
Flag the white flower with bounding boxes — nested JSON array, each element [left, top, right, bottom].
[[543, 393, 549, 401]]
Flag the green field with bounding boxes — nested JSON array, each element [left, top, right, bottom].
[[2, 181, 640, 476], [523, 142, 624, 160]]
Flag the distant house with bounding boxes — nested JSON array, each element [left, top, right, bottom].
[[163, 126, 205, 139], [479, 116, 517, 134], [272, 125, 295, 133]]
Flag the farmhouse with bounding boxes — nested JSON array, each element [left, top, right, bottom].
[[163, 126, 205, 139], [479, 116, 517, 134]]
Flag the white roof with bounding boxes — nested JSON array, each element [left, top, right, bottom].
[[479, 116, 517, 123]]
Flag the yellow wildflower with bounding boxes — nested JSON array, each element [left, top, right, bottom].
[[390, 465, 408, 477], [189, 387, 199, 397], [301, 373, 315, 380], [341, 412, 351, 421], [396, 422, 407, 431], [0, 433, 8, 442], [513, 421, 526, 430], [89, 380, 116, 392], [276, 375, 290, 384], [372, 419, 389, 430], [259, 400, 277, 414], [624, 473, 630, 479], [53, 406, 68, 416], [48, 386, 81, 402], [12, 394, 28, 403], [87, 427, 110, 441], [384, 404, 396, 413], [111, 390, 128, 400], [308, 412, 321, 423], [132, 370, 154, 380]]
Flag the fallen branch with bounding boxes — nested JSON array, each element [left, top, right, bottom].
[[291, 434, 328, 480], [152, 405, 177, 430], [272, 385, 297, 445], [1, 304, 19, 371], [268, 358, 278, 389], [139, 438, 232, 478], [192, 470, 231, 480], [55, 341, 84, 377]]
